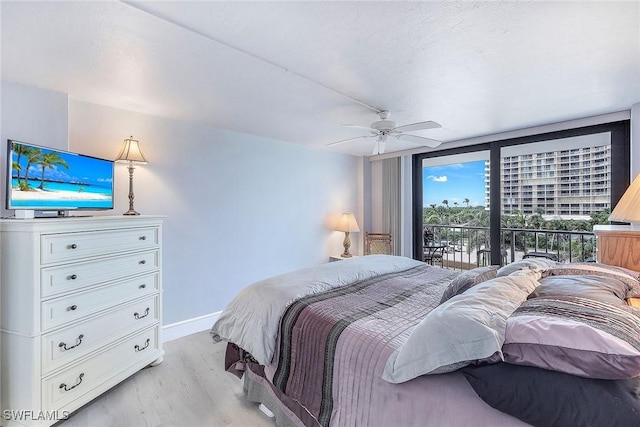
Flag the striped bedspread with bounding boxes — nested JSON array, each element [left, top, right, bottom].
[[265, 264, 458, 427]]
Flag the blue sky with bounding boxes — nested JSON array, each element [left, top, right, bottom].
[[11, 142, 113, 186], [423, 160, 487, 207]]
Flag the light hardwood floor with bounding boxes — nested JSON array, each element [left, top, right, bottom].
[[57, 331, 274, 427]]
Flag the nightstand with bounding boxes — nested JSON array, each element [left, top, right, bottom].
[[329, 255, 359, 262]]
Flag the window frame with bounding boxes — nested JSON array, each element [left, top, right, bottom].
[[411, 120, 631, 263]]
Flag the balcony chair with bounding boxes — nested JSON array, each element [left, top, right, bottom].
[[423, 244, 445, 267]]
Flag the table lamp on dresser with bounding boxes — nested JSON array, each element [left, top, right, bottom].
[[115, 136, 148, 215]]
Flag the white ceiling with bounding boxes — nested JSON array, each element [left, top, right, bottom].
[[1, 1, 639, 157]]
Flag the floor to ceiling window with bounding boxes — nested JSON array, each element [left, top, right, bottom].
[[420, 151, 490, 269], [412, 120, 630, 267]]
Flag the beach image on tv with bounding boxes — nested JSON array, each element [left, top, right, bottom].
[[10, 142, 114, 209]]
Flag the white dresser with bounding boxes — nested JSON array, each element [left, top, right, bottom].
[[0, 215, 164, 426]]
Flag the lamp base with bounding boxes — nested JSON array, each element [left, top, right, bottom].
[[123, 209, 140, 216], [341, 231, 352, 257]]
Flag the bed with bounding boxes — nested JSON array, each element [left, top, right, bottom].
[[210, 255, 640, 427]]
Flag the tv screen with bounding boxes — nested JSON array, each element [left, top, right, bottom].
[[6, 139, 114, 211]]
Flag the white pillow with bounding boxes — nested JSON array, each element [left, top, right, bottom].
[[382, 272, 539, 383]]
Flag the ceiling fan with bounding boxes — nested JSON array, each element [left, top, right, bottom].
[[326, 111, 442, 155]]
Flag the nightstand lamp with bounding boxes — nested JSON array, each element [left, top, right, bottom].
[[335, 212, 360, 258], [609, 173, 640, 227]]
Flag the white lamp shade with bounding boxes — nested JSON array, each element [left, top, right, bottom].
[[115, 136, 148, 164], [609, 173, 640, 224], [335, 212, 360, 233]]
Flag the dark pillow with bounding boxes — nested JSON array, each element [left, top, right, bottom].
[[462, 363, 640, 427], [439, 265, 499, 303]]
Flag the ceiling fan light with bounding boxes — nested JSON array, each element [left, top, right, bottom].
[[370, 120, 397, 131]]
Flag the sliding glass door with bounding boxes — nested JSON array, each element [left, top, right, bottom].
[[412, 120, 630, 268]]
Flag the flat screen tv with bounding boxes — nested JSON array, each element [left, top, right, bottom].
[[6, 139, 114, 212]]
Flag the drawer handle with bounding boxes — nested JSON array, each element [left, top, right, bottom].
[[139, 284, 147, 289], [68, 305, 78, 311], [68, 244, 78, 250], [68, 274, 78, 280], [134, 307, 150, 320], [139, 236, 147, 241], [59, 334, 84, 351], [139, 260, 147, 265], [59, 373, 84, 392], [134, 338, 151, 352]]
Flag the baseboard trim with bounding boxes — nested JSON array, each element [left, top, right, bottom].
[[163, 311, 221, 342]]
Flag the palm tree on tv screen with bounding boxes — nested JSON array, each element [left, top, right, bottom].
[[12, 143, 31, 184], [22, 148, 43, 191], [38, 152, 69, 190], [12, 143, 42, 190], [11, 161, 21, 183]]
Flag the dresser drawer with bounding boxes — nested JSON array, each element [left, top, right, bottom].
[[41, 227, 158, 264], [41, 272, 159, 331], [42, 295, 159, 374], [41, 250, 159, 298], [42, 326, 160, 411]]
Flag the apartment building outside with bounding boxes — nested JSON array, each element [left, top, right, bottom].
[[485, 143, 611, 220]]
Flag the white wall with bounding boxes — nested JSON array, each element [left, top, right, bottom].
[[0, 82, 69, 218], [69, 101, 362, 324], [1, 82, 362, 325]]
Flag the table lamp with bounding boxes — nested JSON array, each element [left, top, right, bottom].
[[609, 173, 640, 229], [115, 136, 148, 215], [335, 212, 360, 257]]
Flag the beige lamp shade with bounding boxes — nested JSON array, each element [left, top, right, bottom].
[[115, 136, 148, 164], [609, 173, 640, 225], [335, 212, 360, 233]]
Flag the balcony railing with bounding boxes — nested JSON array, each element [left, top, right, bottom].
[[423, 224, 596, 271]]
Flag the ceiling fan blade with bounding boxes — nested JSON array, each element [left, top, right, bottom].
[[325, 135, 374, 147], [396, 133, 442, 148], [393, 121, 441, 133], [341, 124, 377, 132]]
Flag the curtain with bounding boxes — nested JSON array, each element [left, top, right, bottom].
[[382, 157, 402, 255]]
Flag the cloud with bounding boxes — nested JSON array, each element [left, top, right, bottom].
[[427, 175, 448, 183]]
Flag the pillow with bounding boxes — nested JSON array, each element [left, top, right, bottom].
[[547, 262, 640, 299], [462, 363, 640, 427], [503, 296, 640, 379], [382, 273, 539, 383], [439, 265, 499, 303], [530, 274, 628, 306], [496, 258, 558, 277]]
